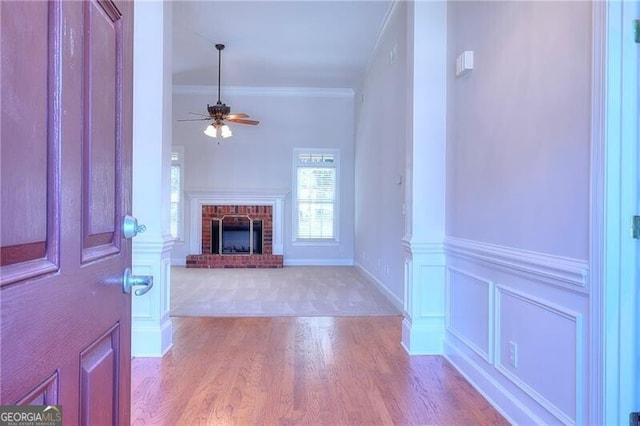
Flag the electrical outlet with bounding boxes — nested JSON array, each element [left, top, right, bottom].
[[508, 341, 518, 368]]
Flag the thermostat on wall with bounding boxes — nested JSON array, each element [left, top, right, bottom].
[[456, 51, 474, 77]]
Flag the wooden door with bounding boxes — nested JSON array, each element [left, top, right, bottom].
[[0, 1, 133, 424]]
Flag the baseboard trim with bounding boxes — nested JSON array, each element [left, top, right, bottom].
[[401, 316, 445, 355], [354, 263, 404, 313], [444, 339, 541, 425], [284, 258, 354, 266], [131, 316, 173, 357]]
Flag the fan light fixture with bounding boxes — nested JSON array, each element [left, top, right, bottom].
[[204, 122, 233, 138], [177, 43, 259, 139]]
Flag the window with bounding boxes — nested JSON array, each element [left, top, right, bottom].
[[170, 147, 184, 240], [293, 149, 339, 241]]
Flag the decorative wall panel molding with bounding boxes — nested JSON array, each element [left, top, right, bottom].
[[401, 239, 446, 354], [444, 237, 588, 425], [446, 267, 493, 363], [445, 237, 589, 291], [132, 237, 174, 357], [495, 286, 583, 425]]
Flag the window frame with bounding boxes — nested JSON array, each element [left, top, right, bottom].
[[292, 148, 340, 245], [170, 146, 185, 241]]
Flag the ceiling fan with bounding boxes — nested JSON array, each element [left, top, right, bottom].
[[178, 43, 259, 139]]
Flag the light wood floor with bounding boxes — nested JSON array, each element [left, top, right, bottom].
[[132, 316, 508, 425]]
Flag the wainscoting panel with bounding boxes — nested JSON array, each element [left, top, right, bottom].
[[401, 241, 446, 354], [446, 267, 492, 363], [132, 237, 174, 357], [444, 237, 589, 425], [496, 286, 582, 425]]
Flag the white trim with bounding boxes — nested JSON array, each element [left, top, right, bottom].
[[132, 236, 174, 357], [186, 189, 288, 256], [360, 0, 399, 92], [170, 146, 185, 241], [292, 148, 340, 243], [444, 340, 538, 426], [445, 237, 589, 292], [597, 0, 640, 423], [171, 257, 186, 267], [291, 240, 340, 247], [173, 85, 354, 98], [401, 241, 446, 354], [446, 266, 493, 364], [444, 238, 588, 423], [495, 285, 584, 425], [355, 263, 404, 313], [131, 319, 173, 358], [401, 237, 446, 255], [133, 236, 175, 254], [588, 1, 607, 422], [284, 258, 353, 267], [401, 316, 445, 355]]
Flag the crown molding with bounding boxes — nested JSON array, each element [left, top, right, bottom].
[[173, 85, 354, 98]]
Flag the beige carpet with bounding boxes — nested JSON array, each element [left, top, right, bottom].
[[170, 266, 401, 317]]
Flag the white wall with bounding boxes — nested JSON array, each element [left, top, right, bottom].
[[354, 1, 407, 307], [444, 1, 592, 424], [446, 1, 591, 259], [171, 87, 355, 265]]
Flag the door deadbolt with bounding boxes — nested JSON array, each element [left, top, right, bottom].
[[123, 215, 146, 239]]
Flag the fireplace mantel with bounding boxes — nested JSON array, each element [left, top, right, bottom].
[[187, 189, 288, 256]]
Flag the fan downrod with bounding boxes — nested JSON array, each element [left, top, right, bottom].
[[214, 43, 225, 104]]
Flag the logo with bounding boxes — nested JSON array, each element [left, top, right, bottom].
[[0, 405, 62, 426]]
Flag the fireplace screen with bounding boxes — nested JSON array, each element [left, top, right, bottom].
[[211, 215, 263, 255]]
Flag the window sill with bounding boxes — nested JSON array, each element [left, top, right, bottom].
[[292, 239, 339, 247]]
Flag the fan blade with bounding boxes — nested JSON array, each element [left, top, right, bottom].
[[177, 118, 211, 122], [227, 113, 249, 119], [227, 118, 260, 125]]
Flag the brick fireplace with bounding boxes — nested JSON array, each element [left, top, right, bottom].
[[185, 190, 287, 268]]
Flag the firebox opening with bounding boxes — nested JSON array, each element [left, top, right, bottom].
[[211, 216, 263, 255]]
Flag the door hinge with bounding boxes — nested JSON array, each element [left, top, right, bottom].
[[635, 20, 640, 44], [634, 215, 640, 239], [630, 411, 640, 426]]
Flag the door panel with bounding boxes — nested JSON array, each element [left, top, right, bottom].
[[80, 325, 120, 425], [0, 0, 58, 284], [82, 0, 121, 260], [0, 1, 133, 424]]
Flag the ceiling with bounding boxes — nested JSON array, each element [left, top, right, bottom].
[[172, 0, 394, 90]]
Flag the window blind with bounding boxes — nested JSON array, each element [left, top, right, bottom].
[[296, 167, 336, 239]]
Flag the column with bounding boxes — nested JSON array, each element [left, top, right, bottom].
[[131, 0, 174, 356]]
